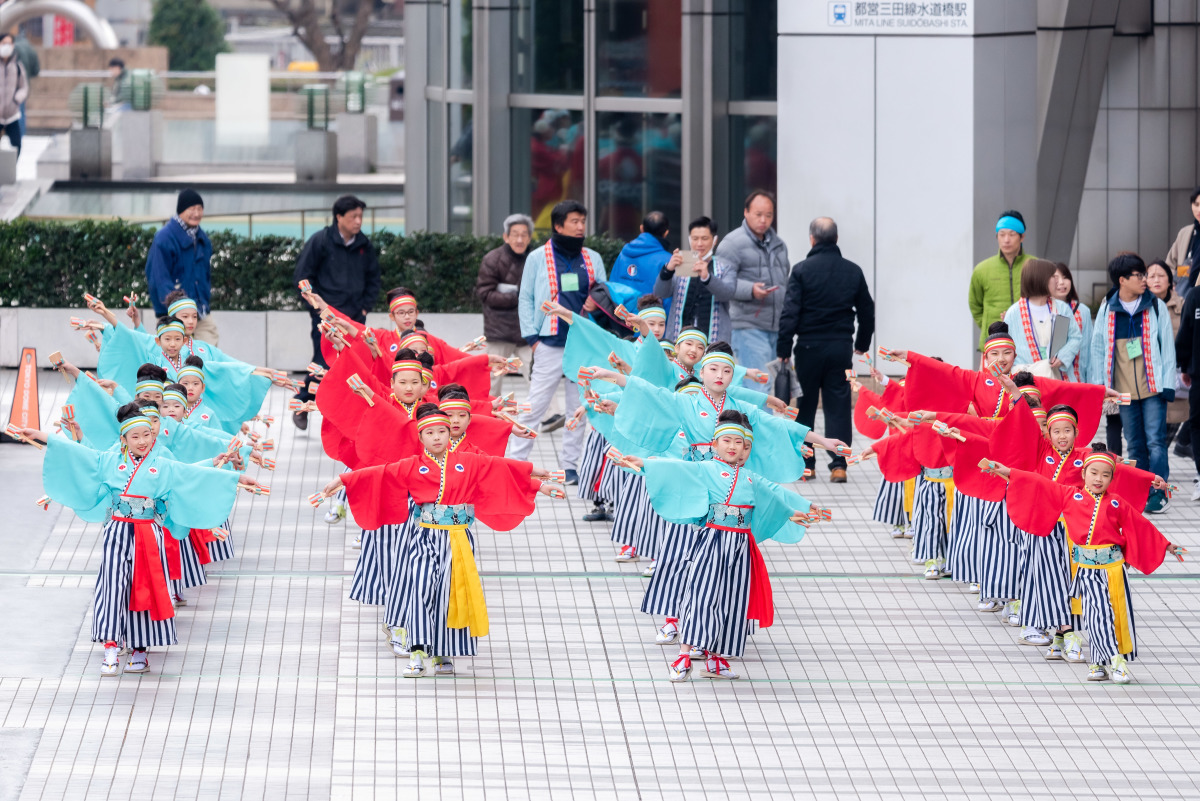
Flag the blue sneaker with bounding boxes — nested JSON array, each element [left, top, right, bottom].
[[563, 469, 579, 486], [1145, 489, 1168, 515]]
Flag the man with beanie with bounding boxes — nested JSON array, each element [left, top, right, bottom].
[[968, 210, 1034, 352], [145, 188, 218, 344], [510, 199, 607, 483]]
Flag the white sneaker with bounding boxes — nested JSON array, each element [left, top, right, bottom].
[[655, 620, 679, 645], [1110, 656, 1132, 684], [702, 654, 739, 680], [100, 643, 121, 677], [900, 528, 914, 539], [325, 503, 346, 524], [668, 654, 692, 682], [614, 545, 639, 562], [403, 650, 427, 678], [124, 651, 149, 674], [432, 656, 455, 676], [968, 582, 980, 593], [891, 527, 907, 539], [976, 599, 1002, 612], [1017, 627, 1051, 646], [641, 561, 656, 578], [1086, 664, 1109, 682], [1063, 632, 1086, 663], [389, 628, 409, 658], [1192, 478, 1200, 502]]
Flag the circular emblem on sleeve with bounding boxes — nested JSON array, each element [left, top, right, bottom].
[[1073, 493, 1083, 500], [419, 466, 430, 474], [985, 379, 995, 387], [1044, 456, 1055, 465], [430, 381, 438, 389], [389, 343, 399, 353], [118, 463, 128, 471], [1073, 459, 1083, 467], [627, 264, 637, 277], [454, 464, 465, 472], [1111, 499, 1120, 508]]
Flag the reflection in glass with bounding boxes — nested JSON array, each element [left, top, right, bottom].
[[449, 0, 473, 90], [596, 0, 682, 98], [511, 0, 585, 94], [729, 0, 777, 101], [428, 5, 445, 87], [729, 115, 777, 222], [595, 112, 681, 241], [449, 104, 474, 234], [511, 109, 586, 235]]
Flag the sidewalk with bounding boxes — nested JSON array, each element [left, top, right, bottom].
[[0, 369, 1198, 799]]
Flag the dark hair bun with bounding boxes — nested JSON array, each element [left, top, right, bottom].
[[415, 402, 442, 419], [705, 341, 734, 355], [116, 402, 145, 423], [987, 321, 1010, 336], [136, 364, 168, 383], [184, 354, 204, 369]]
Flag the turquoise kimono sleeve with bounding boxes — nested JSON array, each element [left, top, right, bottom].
[[193, 361, 271, 434], [629, 335, 679, 389], [729, 385, 767, 409], [641, 459, 721, 524], [66, 377, 121, 447], [738, 401, 810, 483], [562, 313, 638, 381], [733, 364, 748, 385], [42, 437, 113, 523], [611, 376, 688, 456], [157, 459, 240, 530], [748, 474, 810, 545], [163, 423, 232, 465], [97, 324, 157, 394]]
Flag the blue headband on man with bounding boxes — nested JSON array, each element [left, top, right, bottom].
[[996, 215, 1025, 235]]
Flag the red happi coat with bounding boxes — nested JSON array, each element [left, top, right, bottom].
[[321, 305, 472, 370]]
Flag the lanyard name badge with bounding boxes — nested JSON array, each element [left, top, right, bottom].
[[1125, 339, 1143, 360], [559, 271, 580, 293]]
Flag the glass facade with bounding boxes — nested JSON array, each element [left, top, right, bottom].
[[729, 115, 777, 217], [595, 112, 681, 241], [449, 104, 474, 234], [511, 108, 586, 234], [449, 0, 472, 90], [729, 0, 777, 101], [595, 0, 682, 98], [512, 0, 585, 94]]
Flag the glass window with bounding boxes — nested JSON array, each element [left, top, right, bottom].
[[729, 115, 777, 227], [427, 4, 445, 87], [595, 111, 682, 242], [511, 0, 585, 94], [729, 0, 777, 101], [449, 104, 474, 234], [449, 0, 472, 90], [428, 102, 446, 228], [596, 0, 682, 98], [511, 108, 586, 235]]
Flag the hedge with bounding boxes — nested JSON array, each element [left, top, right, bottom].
[[0, 219, 628, 313]]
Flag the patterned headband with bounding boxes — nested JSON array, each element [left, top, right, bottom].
[[140, 407, 161, 419], [659, 340, 677, 356], [1046, 410, 1077, 429], [416, 413, 451, 432], [134, 379, 164, 395], [699, 352, 736, 370], [176, 366, 205, 383], [439, 398, 472, 413], [157, 321, 186, 337], [713, 423, 753, 442], [119, 416, 152, 435], [639, 308, 666, 322], [167, 298, 198, 316], [984, 335, 1016, 354], [1083, 451, 1116, 470], [399, 331, 429, 349], [162, 388, 187, 405], [675, 330, 709, 347], [392, 359, 424, 375], [389, 295, 418, 312]]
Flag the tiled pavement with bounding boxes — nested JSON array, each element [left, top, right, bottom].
[[1, 369, 1199, 800]]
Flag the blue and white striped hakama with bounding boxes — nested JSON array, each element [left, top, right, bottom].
[[1071, 565, 1136, 665], [911, 479, 949, 562], [92, 519, 177, 649], [871, 477, 908, 528], [1017, 522, 1073, 630], [577, 428, 609, 503], [610, 470, 657, 555], [979, 501, 1024, 601], [206, 517, 235, 563], [947, 494, 989, 583], [393, 523, 478, 657], [349, 520, 408, 607], [174, 536, 207, 591], [628, 479, 663, 559], [640, 520, 699, 617], [676, 526, 752, 657]]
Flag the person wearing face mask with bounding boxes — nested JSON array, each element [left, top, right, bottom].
[[0, 34, 29, 158]]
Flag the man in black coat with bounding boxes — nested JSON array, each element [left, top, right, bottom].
[[292, 195, 381, 428], [776, 217, 875, 482], [1175, 279, 1200, 488]]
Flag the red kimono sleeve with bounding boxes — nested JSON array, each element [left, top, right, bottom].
[[1115, 500, 1170, 574], [948, 432, 1006, 502], [872, 429, 921, 482], [1034, 376, 1105, 445], [434, 353, 492, 400], [938, 413, 999, 439], [342, 460, 419, 530], [1004, 469, 1073, 536], [352, 402, 422, 465], [902, 352, 976, 414], [988, 401, 1044, 472], [461, 453, 540, 531], [881, 380, 907, 412], [464, 414, 513, 456], [911, 425, 951, 469], [854, 386, 888, 440], [1107, 462, 1153, 514], [430, 334, 471, 365]]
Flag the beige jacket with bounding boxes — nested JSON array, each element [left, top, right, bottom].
[[0, 57, 27, 124], [1166, 223, 1196, 275]]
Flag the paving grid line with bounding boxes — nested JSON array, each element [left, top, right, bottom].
[[2, 369, 1200, 798]]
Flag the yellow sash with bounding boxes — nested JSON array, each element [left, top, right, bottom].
[[423, 523, 489, 638], [903, 477, 916, 516], [1072, 557, 1133, 655]]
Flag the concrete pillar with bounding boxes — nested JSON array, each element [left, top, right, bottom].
[[776, 1, 1037, 368], [295, 131, 338, 183], [69, 129, 113, 180], [0, 149, 16, 185], [336, 112, 378, 174], [117, 110, 163, 180]]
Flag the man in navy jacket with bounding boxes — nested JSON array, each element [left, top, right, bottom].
[[145, 188, 217, 343]]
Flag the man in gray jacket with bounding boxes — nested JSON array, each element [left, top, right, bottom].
[[712, 190, 790, 391]]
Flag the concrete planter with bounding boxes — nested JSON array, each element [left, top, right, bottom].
[[0, 308, 485, 372]]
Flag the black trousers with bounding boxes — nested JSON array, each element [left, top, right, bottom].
[[296, 307, 365, 403], [1189, 381, 1200, 474], [793, 339, 853, 471]]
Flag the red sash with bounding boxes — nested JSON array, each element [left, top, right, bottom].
[[163, 528, 182, 581], [113, 515, 175, 622], [745, 535, 774, 628], [188, 529, 217, 565]]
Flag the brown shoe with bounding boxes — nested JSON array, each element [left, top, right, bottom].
[[830, 468, 848, 483]]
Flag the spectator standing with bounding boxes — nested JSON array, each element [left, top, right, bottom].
[[0, 34, 29, 157], [109, 58, 131, 110], [1165, 187, 1200, 295], [1174, 261, 1200, 499], [510, 200, 607, 483], [13, 33, 36, 135], [1000, 258, 1082, 378], [145, 189, 216, 342], [775, 217, 874, 482], [1147, 259, 1190, 454], [1088, 253, 1176, 514], [968, 211, 1034, 352], [476, 213, 534, 396], [654, 216, 731, 341], [714, 190, 790, 392], [291, 195, 381, 429], [608, 210, 673, 308]]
